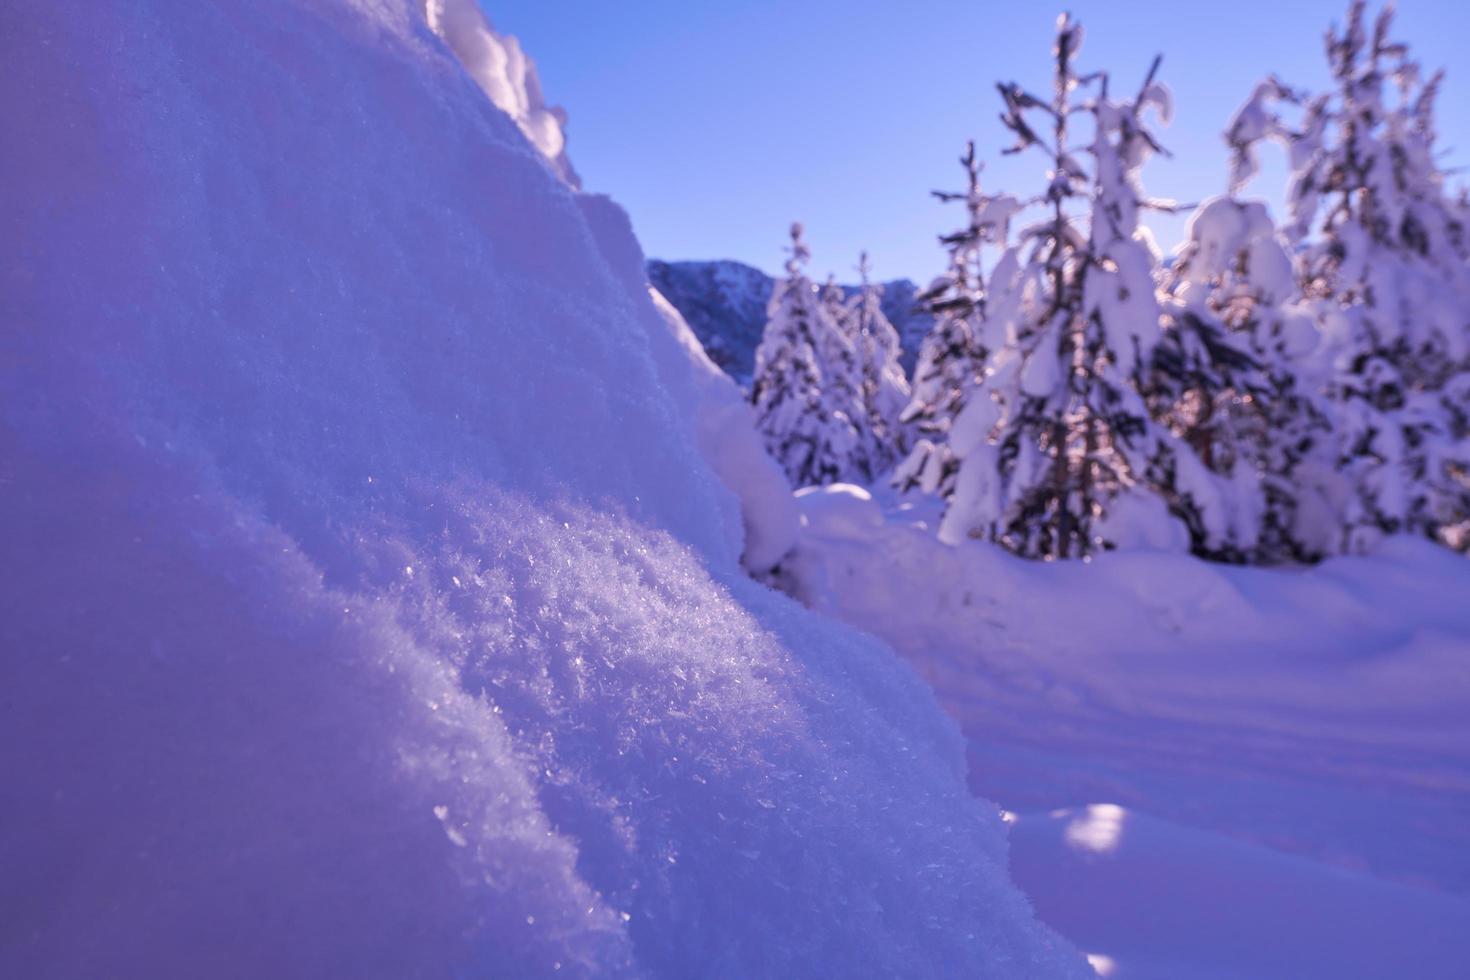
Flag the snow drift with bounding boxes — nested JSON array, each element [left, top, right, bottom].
[[0, 1, 1084, 976]]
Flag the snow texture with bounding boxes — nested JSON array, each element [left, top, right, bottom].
[[0, 1, 1087, 977]]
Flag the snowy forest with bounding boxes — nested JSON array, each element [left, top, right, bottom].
[[4, 1, 1469, 978], [750, 5, 1470, 564]]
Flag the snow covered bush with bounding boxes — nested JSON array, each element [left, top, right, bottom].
[[900, 2, 1468, 565], [646, 287, 800, 573]]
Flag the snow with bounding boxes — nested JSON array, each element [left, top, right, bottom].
[[12, 0, 1469, 975], [751, 225, 880, 488], [1176, 197, 1297, 308], [1010, 804, 1470, 979], [648, 286, 798, 572], [787, 501, 1470, 976], [427, 0, 580, 187], [0, 1, 1087, 976], [794, 483, 886, 537]]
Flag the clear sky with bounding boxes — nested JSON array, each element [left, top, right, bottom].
[[485, 1, 1470, 285]]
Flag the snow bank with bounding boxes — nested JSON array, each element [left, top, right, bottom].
[[0, 1, 1084, 976]]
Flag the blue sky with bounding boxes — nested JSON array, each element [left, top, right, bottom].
[[487, 1, 1470, 284]]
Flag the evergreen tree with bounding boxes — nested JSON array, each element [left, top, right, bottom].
[[894, 142, 1019, 496], [750, 224, 868, 488], [1159, 197, 1338, 561], [1225, 1, 1470, 552], [814, 271, 888, 482], [820, 273, 849, 328], [939, 15, 1182, 558], [848, 252, 912, 477]]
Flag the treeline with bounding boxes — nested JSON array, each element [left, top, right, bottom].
[[751, 2, 1470, 563]]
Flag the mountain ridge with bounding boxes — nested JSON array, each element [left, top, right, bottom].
[[649, 258, 933, 383]]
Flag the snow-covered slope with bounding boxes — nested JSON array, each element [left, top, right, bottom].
[[0, 1, 1085, 977], [649, 259, 932, 383]]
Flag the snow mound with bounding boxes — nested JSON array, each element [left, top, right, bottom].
[[0, 1, 1085, 976]]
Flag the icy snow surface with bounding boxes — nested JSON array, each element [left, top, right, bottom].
[[0, 1, 1086, 977], [790, 487, 1470, 977]]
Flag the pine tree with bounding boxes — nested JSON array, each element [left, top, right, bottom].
[[940, 15, 1182, 558], [1225, 1, 1470, 552], [750, 224, 868, 488], [820, 273, 849, 328], [816, 271, 882, 481], [894, 142, 1019, 496], [1159, 196, 1338, 561], [848, 252, 911, 478]]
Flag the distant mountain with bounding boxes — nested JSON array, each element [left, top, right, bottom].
[[648, 259, 933, 385]]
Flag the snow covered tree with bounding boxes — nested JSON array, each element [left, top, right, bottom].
[[1226, 1, 1470, 552], [1144, 306, 1270, 562], [820, 273, 849, 327], [750, 223, 869, 488], [894, 142, 1018, 496], [813, 269, 899, 483], [1159, 197, 1339, 561], [938, 16, 1184, 559], [848, 252, 912, 477]]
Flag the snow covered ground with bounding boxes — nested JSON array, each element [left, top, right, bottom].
[[788, 485, 1470, 977], [1011, 804, 1470, 979]]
